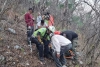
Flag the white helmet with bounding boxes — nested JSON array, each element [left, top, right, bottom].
[[48, 26, 55, 33]]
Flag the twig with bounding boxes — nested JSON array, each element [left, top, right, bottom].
[[0, 0, 8, 13]]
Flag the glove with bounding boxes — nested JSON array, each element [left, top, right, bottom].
[[28, 26, 31, 29], [32, 18, 35, 21], [40, 40, 43, 44], [38, 39, 43, 44]]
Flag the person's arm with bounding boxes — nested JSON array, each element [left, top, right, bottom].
[[25, 13, 31, 26], [37, 32, 43, 44], [52, 37, 60, 58]]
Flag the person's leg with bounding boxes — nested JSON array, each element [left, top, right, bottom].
[[27, 26, 32, 44], [31, 37, 44, 61], [48, 47, 53, 59], [38, 44, 44, 61], [31, 37, 39, 49], [43, 40, 50, 58], [30, 26, 34, 36], [59, 54, 66, 66], [60, 44, 72, 67], [52, 51, 63, 67], [63, 44, 72, 54], [72, 38, 78, 61], [72, 38, 78, 50]]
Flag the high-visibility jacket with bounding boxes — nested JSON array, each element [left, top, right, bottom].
[[33, 28, 50, 40]]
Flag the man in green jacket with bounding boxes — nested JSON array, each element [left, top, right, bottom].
[[31, 26, 55, 62]]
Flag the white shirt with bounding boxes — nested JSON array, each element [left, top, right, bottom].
[[36, 15, 42, 23], [36, 22, 47, 29], [51, 35, 71, 53]]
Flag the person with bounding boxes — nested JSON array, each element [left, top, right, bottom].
[[50, 34, 72, 67], [42, 14, 45, 20], [30, 26, 55, 63], [54, 31, 61, 35], [60, 30, 78, 63], [60, 31, 78, 42], [36, 20, 47, 30], [25, 8, 35, 44], [44, 12, 54, 27], [36, 12, 42, 23], [54, 30, 79, 63]]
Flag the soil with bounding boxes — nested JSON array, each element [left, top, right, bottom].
[[0, 21, 56, 67], [0, 20, 83, 67]]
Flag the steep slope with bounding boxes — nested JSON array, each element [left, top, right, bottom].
[[0, 20, 56, 67]]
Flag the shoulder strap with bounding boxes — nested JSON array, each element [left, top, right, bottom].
[[42, 28, 49, 39]]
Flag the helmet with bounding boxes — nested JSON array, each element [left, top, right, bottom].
[[54, 31, 61, 35], [48, 26, 55, 33]]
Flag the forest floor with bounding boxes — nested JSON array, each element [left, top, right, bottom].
[[0, 19, 99, 67]]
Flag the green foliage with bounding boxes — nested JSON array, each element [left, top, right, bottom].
[[72, 16, 83, 27], [68, 4, 73, 9], [58, 0, 74, 9], [68, 0, 74, 9], [87, 60, 91, 65], [46, 1, 51, 6], [20, 48, 25, 52], [75, 65, 79, 67], [68, 0, 74, 4], [72, 16, 80, 22], [62, 28, 67, 31], [35, 0, 40, 4], [21, 10, 25, 15], [77, 21, 83, 27], [59, 4, 64, 9]]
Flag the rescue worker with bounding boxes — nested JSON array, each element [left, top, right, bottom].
[[54, 30, 78, 63], [60, 30, 78, 62], [30, 26, 55, 62], [44, 12, 54, 27], [50, 33, 72, 67]]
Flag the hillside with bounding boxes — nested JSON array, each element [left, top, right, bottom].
[[0, 0, 100, 67], [0, 19, 57, 67]]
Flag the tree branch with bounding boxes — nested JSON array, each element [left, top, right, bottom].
[[83, 1, 100, 16], [0, 0, 8, 13]]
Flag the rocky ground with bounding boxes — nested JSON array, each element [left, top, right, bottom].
[[0, 20, 56, 67], [0, 20, 84, 67]]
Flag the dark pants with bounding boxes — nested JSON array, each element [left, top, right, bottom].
[[31, 37, 43, 58], [31, 37, 50, 58], [27, 26, 34, 43], [42, 39, 50, 58], [52, 44, 72, 67], [72, 38, 78, 61]]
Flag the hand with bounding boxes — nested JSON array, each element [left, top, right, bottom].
[[32, 18, 35, 20], [41, 42, 43, 44], [28, 26, 31, 29], [56, 53, 60, 58], [38, 39, 43, 44], [49, 43, 52, 48]]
